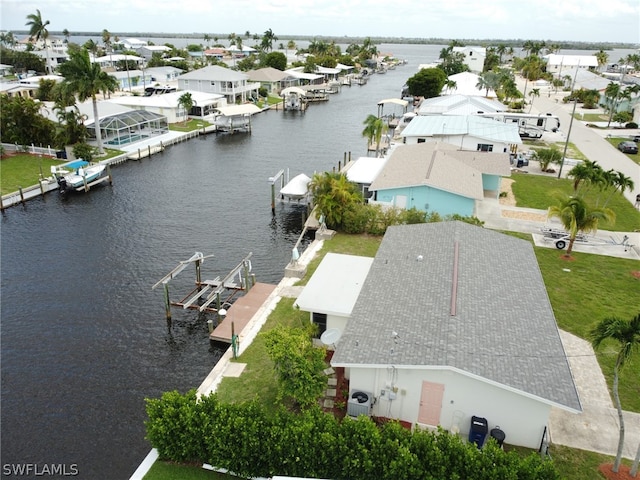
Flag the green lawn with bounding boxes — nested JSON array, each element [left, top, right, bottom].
[[605, 136, 640, 165], [169, 119, 212, 132], [509, 172, 640, 232], [0, 154, 64, 195], [144, 461, 231, 479]]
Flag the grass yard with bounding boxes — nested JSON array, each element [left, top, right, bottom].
[[509, 172, 640, 232], [144, 461, 230, 479], [0, 154, 63, 195], [169, 119, 212, 132], [605, 136, 640, 165]]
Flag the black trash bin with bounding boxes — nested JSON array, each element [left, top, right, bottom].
[[468, 416, 488, 448], [490, 426, 505, 447]]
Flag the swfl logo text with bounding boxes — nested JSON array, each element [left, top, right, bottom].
[[2, 463, 79, 476]]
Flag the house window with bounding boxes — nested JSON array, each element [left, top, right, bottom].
[[477, 144, 493, 152], [417, 138, 426, 143], [183, 80, 189, 87], [312, 312, 327, 337]]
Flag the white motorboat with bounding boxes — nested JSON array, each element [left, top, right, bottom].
[[51, 160, 107, 192]]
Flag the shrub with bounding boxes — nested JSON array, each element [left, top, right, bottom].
[[626, 122, 638, 129]]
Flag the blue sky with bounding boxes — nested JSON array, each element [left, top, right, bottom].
[[2, 0, 639, 44]]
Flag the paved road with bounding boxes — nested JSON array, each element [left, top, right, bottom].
[[516, 75, 640, 208]]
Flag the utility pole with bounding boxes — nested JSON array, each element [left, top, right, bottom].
[[557, 61, 581, 179]]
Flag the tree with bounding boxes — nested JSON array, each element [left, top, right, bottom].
[[603, 169, 634, 207], [25, 9, 51, 74], [437, 45, 469, 76], [362, 114, 387, 157], [262, 324, 327, 408], [405, 67, 447, 99], [595, 49, 609, 71], [264, 51, 287, 71], [177, 92, 194, 125], [0, 94, 56, 146], [528, 88, 540, 113], [547, 194, 614, 256], [58, 49, 118, 155], [591, 313, 640, 474], [531, 146, 562, 172], [567, 159, 605, 195], [308, 172, 362, 230], [260, 28, 277, 52]]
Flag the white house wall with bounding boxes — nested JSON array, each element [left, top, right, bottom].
[[348, 366, 552, 449], [403, 135, 510, 154]]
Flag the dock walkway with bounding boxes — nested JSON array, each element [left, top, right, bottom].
[[209, 282, 277, 343]]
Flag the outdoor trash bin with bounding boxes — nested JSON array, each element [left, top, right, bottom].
[[490, 426, 505, 447], [468, 416, 488, 448]]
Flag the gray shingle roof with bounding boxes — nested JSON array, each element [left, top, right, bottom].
[[331, 221, 581, 411], [368, 142, 510, 199]]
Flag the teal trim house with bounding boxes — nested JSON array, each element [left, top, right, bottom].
[[369, 142, 510, 217]]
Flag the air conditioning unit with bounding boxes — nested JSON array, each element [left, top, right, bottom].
[[347, 390, 372, 417]]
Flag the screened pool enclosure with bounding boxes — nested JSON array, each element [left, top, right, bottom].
[[87, 110, 169, 147]]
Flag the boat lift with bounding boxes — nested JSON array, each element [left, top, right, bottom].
[[152, 252, 254, 327], [540, 227, 634, 252]]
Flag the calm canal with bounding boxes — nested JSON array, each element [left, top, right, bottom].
[[0, 43, 438, 479]]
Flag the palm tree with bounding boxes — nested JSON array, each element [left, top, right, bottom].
[[547, 194, 614, 256], [603, 170, 635, 207], [177, 92, 193, 125], [362, 114, 387, 157], [594, 50, 609, 72], [62, 29, 70, 44], [590, 312, 640, 474], [308, 172, 362, 229], [260, 28, 277, 52], [102, 29, 113, 68], [25, 9, 51, 74], [58, 49, 118, 155], [528, 88, 540, 113], [568, 159, 604, 195]]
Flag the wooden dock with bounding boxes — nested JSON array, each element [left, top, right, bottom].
[[209, 282, 276, 343]]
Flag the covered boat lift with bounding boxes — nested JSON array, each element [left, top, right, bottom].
[[213, 104, 262, 133]]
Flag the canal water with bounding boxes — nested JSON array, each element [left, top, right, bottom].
[[0, 43, 439, 479]]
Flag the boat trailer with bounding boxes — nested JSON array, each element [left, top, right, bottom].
[[540, 227, 634, 252]]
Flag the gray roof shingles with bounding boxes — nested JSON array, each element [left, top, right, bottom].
[[331, 221, 581, 411]]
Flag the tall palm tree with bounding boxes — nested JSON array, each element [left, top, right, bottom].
[[567, 159, 604, 195], [58, 49, 118, 155], [603, 170, 635, 207], [591, 312, 640, 474], [594, 50, 609, 72], [528, 88, 540, 113], [177, 92, 193, 125], [25, 9, 51, 74], [547, 194, 615, 256], [62, 29, 70, 44], [362, 114, 387, 157], [308, 172, 362, 229]]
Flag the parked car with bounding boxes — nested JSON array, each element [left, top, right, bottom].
[[618, 141, 638, 154], [632, 135, 640, 143]]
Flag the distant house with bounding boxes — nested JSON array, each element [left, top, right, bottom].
[[544, 54, 599, 75], [326, 221, 581, 449], [400, 114, 522, 153], [453, 46, 486, 73], [108, 69, 152, 91], [284, 67, 325, 86], [137, 45, 171, 60], [92, 54, 144, 70], [368, 142, 510, 216], [145, 66, 184, 83], [441, 72, 498, 98], [121, 38, 148, 50], [246, 67, 299, 94], [177, 66, 260, 104], [417, 94, 506, 116]]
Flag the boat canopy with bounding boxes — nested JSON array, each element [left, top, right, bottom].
[[378, 98, 409, 108], [215, 104, 262, 117], [281, 87, 306, 96], [280, 173, 311, 198]]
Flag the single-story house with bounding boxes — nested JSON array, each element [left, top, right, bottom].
[[368, 142, 510, 216], [145, 66, 184, 83], [177, 66, 260, 104], [441, 72, 497, 98], [294, 253, 374, 337], [544, 54, 599, 75], [560, 68, 611, 93], [137, 45, 171, 60], [92, 54, 144, 69], [400, 114, 522, 153], [109, 70, 153, 91], [327, 221, 581, 449], [285, 67, 325, 86], [341, 156, 388, 200], [417, 94, 506, 116], [108, 90, 225, 123], [121, 38, 148, 50], [452, 46, 486, 73], [246, 67, 299, 94]]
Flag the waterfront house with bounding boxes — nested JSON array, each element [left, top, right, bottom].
[[544, 54, 599, 75], [328, 221, 581, 449], [177, 66, 260, 104], [246, 67, 299, 95], [400, 114, 521, 153], [137, 45, 171, 60], [92, 54, 145, 70], [294, 253, 374, 338], [108, 90, 225, 123], [121, 38, 148, 50], [367, 142, 510, 216], [341, 156, 388, 200], [452, 46, 486, 73], [145, 66, 184, 83], [108, 69, 152, 91]]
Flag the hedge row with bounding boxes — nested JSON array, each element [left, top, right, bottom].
[[145, 390, 559, 480]]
